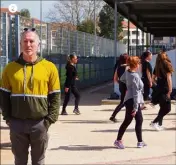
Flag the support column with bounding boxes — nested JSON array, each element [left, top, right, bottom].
[[142, 31, 144, 53], [46, 23, 51, 55], [146, 33, 149, 49], [114, 0, 118, 64], [136, 27, 138, 56], [14, 14, 20, 58], [9, 15, 12, 61], [40, 0, 43, 57], [127, 11, 130, 55], [113, 0, 120, 96], [2, 13, 8, 64], [152, 35, 155, 53], [94, 0, 97, 56]]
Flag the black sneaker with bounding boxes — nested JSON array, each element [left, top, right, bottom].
[[61, 111, 68, 115], [73, 108, 81, 115], [109, 117, 118, 123]]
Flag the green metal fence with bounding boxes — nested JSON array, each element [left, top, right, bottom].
[[1, 13, 121, 90]]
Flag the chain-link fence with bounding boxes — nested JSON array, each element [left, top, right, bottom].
[[0, 13, 9, 80], [129, 45, 176, 56], [0, 13, 127, 89]]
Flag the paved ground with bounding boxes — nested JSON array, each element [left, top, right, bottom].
[[1, 82, 176, 164]]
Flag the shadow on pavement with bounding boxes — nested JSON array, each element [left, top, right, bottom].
[[94, 109, 114, 112], [145, 113, 176, 116], [50, 145, 128, 151], [60, 82, 113, 106], [60, 120, 120, 124], [51, 145, 114, 151], [94, 109, 126, 112], [50, 145, 137, 151], [92, 127, 176, 133], [0, 142, 11, 150]]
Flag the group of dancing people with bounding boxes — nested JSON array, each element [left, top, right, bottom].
[[1, 28, 174, 165], [60, 50, 173, 149], [110, 51, 173, 149]]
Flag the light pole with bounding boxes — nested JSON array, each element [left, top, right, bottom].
[[40, 0, 43, 57], [94, 0, 96, 56]]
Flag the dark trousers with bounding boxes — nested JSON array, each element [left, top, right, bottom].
[[117, 99, 143, 142], [9, 118, 48, 165], [153, 94, 171, 126], [62, 85, 80, 110], [142, 78, 150, 101], [111, 82, 126, 118]]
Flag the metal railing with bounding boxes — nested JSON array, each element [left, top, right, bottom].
[[0, 13, 126, 89]]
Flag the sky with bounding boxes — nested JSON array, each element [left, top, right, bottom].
[[1, 1, 57, 21]]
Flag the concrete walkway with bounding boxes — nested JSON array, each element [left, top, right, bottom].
[[1, 82, 176, 164]]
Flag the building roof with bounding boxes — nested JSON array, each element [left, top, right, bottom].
[[31, 18, 46, 24], [50, 22, 77, 31], [122, 20, 136, 29], [0, 7, 20, 15], [104, 0, 176, 37]]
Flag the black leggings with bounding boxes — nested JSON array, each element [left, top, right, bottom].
[[111, 82, 126, 118], [153, 94, 171, 126], [117, 99, 143, 142], [142, 78, 150, 101], [62, 86, 80, 110]]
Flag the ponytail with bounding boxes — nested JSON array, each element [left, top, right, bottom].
[[66, 54, 75, 66]]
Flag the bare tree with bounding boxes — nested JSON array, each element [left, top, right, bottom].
[[46, 0, 104, 26]]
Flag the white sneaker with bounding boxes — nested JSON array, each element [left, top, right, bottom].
[[157, 125, 164, 131], [150, 122, 162, 131]]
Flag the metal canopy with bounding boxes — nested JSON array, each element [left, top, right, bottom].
[[104, 0, 176, 37]]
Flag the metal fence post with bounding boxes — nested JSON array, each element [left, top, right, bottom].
[[68, 30, 70, 55], [83, 62, 85, 81], [14, 15, 20, 58], [9, 15, 12, 61], [89, 60, 91, 80], [114, 0, 118, 64], [76, 31, 79, 55], [90, 35, 92, 56], [46, 23, 51, 55], [2, 13, 8, 64], [60, 28, 63, 54], [83, 33, 85, 57]]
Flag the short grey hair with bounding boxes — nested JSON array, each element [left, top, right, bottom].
[[20, 31, 40, 43]]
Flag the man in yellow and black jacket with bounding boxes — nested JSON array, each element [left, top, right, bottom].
[[0, 29, 60, 165]]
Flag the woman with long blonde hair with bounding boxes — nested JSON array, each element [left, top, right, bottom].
[[151, 52, 174, 131]]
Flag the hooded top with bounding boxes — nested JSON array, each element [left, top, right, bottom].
[[64, 63, 78, 88], [0, 54, 61, 129], [120, 69, 144, 111]]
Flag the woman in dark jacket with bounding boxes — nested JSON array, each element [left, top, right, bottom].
[[141, 51, 153, 101], [110, 53, 128, 122], [61, 54, 81, 115]]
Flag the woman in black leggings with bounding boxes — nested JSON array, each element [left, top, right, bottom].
[[150, 52, 174, 131], [110, 53, 128, 122], [141, 51, 153, 101], [114, 56, 146, 149], [61, 54, 81, 115]]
